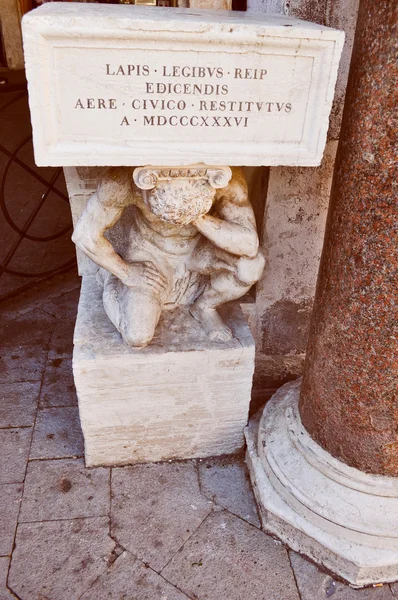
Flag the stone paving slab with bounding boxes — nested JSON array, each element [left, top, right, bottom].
[[39, 356, 77, 408], [41, 288, 80, 322], [0, 270, 80, 323], [290, 552, 395, 599], [80, 550, 191, 600], [19, 458, 109, 522], [0, 382, 40, 427], [43, 289, 80, 359], [8, 517, 115, 600], [47, 318, 76, 358], [0, 484, 22, 556], [0, 429, 31, 483], [162, 510, 300, 600], [0, 308, 55, 349], [198, 455, 260, 527], [0, 345, 48, 384], [111, 462, 213, 572], [30, 407, 84, 459], [0, 557, 16, 600]]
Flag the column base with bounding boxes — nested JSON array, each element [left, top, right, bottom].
[[245, 380, 398, 587], [74, 276, 255, 467]]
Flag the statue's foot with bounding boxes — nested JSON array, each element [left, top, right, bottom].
[[190, 306, 233, 342]]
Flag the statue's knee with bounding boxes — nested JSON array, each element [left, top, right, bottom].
[[120, 318, 156, 348], [121, 327, 152, 348], [118, 291, 161, 347], [237, 253, 265, 285]]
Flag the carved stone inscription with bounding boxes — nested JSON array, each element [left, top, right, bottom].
[[22, 4, 344, 165], [67, 51, 300, 139]]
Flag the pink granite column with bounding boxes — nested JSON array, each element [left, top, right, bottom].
[[299, 0, 397, 475]]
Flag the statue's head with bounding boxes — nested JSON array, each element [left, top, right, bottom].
[[145, 178, 215, 226], [133, 165, 232, 227]]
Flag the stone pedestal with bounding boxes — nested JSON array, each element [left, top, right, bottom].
[[246, 0, 397, 587], [74, 276, 255, 467], [246, 381, 398, 587]]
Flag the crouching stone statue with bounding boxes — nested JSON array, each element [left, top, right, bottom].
[[72, 165, 264, 348]]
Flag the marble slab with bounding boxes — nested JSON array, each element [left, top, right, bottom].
[[22, 4, 344, 167], [73, 276, 255, 466]]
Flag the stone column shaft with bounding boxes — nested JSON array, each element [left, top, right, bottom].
[[299, 0, 397, 475]]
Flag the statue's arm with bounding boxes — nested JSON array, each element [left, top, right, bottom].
[[72, 168, 134, 283], [193, 168, 259, 258]]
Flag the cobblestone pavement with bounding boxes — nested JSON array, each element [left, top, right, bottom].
[[0, 270, 397, 600]]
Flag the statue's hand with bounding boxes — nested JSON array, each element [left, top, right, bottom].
[[121, 262, 168, 295]]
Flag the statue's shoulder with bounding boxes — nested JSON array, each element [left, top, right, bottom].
[[101, 167, 134, 186], [229, 166, 247, 188], [217, 167, 248, 205], [97, 167, 135, 207]]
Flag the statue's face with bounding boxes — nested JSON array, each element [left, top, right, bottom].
[[144, 179, 215, 226]]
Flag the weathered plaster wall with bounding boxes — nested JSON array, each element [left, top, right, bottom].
[[0, 0, 24, 69], [252, 143, 337, 407], [248, 0, 360, 404]]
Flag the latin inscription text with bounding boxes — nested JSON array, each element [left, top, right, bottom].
[[74, 62, 293, 129]]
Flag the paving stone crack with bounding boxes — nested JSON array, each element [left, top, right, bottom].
[[6, 331, 50, 599], [288, 550, 304, 600], [17, 515, 111, 525], [0, 425, 32, 430], [28, 455, 84, 462], [76, 539, 118, 600], [158, 509, 215, 575]]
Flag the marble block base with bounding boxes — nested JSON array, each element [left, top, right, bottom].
[[245, 380, 398, 587], [73, 276, 255, 467]]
